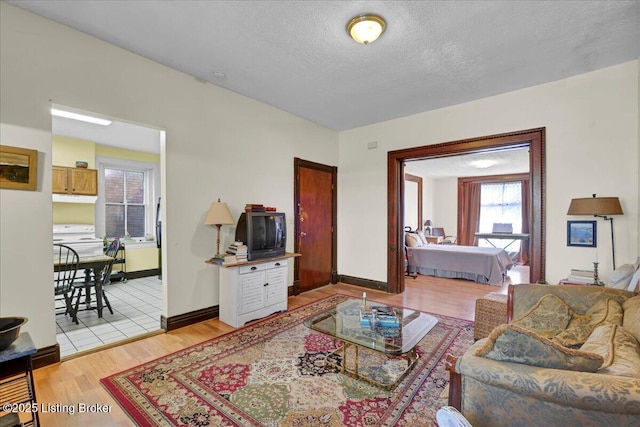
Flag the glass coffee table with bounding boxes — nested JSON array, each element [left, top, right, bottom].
[[303, 298, 438, 389]]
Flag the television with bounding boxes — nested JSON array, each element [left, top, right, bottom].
[[235, 212, 286, 260]]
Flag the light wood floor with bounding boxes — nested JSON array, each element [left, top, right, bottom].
[[30, 267, 527, 426]]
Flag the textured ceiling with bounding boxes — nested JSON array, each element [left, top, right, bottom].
[[404, 147, 529, 179], [9, 1, 640, 131]]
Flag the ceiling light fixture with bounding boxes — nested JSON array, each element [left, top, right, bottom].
[[469, 159, 498, 169], [347, 14, 386, 45], [51, 108, 112, 126]]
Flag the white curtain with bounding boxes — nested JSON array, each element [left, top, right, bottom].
[[478, 182, 522, 251]]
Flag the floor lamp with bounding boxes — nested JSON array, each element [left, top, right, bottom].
[[567, 194, 623, 269], [204, 199, 235, 257]]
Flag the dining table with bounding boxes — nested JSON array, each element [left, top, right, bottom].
[[54, 254, 114, 317]]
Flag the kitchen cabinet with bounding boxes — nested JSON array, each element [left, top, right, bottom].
[[218, 256, 291, 328], [53, 166, 98, 195]]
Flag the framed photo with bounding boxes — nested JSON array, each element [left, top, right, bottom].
[[567, 220, 597, 247], [0, 145, 38, 191]]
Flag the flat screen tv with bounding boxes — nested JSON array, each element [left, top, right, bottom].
[[235, 212, 286, 260]]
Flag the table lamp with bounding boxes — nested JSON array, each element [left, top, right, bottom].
[[424, 219, 432, 236], [204, 199, 235, 256], [567, 194, 623, 269]]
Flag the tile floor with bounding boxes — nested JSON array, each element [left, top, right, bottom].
[[56, 276, 163, 358]]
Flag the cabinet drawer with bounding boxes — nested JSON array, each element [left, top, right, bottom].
[[239, 264, 266, 275], [265, 260, 287, 270]]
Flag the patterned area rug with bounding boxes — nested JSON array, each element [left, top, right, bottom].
[[101, 295, 473, 426]]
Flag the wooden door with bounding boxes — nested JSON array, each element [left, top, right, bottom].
[[294, 158, 337, 293]]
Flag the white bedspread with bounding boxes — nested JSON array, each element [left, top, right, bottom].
[[407, 244, 513, 285]]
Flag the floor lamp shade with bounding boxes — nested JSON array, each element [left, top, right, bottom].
[[567, 196, 623, 216], [204, 199, 235, 255]]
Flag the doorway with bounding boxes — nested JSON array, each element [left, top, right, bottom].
[[387, 128, 545, 293], [52, 104, 165, 358], [293, 158, 337, 293]]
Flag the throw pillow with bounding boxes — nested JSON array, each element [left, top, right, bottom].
[[627, 268, 640, 292], [474, 324, 604, 372], [554, 299, 624, 347], [622, 295, 640, 344], [606, 264, 637, 289], [405, 233, 423, 248], [511, 293, 575, 338], [416, 230, 428, 245], [581, 324, 640, 378]]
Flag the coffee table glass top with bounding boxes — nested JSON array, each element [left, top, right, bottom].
[[303, 298, 438, 355]]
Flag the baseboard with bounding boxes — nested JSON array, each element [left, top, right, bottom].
[[339, 275, 389, 292], [125, 269, 160, 280], [32, 343, 60, 369], [161, 305, 219, 332]]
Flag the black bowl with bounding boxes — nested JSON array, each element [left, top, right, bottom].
[[0, 317, 28, 351]]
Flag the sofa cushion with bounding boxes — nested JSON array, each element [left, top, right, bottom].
[[553, 298, 624, 347], [474, 324, 604, 372], [580, 324, 640, 378], [622, 295, 640, 343], [511, 293, 575, 338]]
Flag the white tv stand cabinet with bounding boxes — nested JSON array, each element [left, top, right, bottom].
[[214, 253, 300, 328]]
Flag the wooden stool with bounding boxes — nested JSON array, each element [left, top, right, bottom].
[[474, 292, 508, 340]]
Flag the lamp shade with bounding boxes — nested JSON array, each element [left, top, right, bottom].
[[204, 199, 235, 226], [424, 219, 432, 227], [567, 196, 623, 216]]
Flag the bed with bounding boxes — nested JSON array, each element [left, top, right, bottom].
[[406, 243, 513, 285]]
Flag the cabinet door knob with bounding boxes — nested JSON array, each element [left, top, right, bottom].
[[264, 282, 269, 287]]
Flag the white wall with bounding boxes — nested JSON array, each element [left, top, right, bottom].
[[0, 3, 338, 349], [339, 60, 639, 285]]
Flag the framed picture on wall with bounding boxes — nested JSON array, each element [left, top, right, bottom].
[[0, 145, 38, 191], [567, 220, 597, 247]]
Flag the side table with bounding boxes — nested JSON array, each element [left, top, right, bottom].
[[0, 332, 39, 426]]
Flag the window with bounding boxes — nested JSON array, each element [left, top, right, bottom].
[[96, 157, 159, 240], [104, 168, 146, 238], [478, 181, 522, 251]]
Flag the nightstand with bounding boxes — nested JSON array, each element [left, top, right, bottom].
[[426, 236, 443, 244]]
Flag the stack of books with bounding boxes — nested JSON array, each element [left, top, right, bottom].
[[245, 204, 265, 212], [564, 268, 596, 284], [227, 242, 248, 262], [209, 253, 237, 265]]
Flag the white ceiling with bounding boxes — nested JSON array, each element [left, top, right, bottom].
[[10, 0, 640, 134], [52, 108, 162, 154], [404, 146, 529, 179]]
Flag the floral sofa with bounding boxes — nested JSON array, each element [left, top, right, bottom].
[[446, 284, 640, 427]]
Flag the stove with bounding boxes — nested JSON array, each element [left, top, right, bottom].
[[53, 224, 104, 257]]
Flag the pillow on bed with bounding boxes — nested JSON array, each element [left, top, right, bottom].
[[417, 230, 428, 245], [405, 233, 423, 248]]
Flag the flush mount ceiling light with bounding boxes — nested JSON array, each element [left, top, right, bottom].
[[51, 108, 112, 126], [469, 159, 498, 169], [347, 14, 386, 45]]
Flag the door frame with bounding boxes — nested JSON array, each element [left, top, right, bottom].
[[293, 157, 338, 294], [387, 128, 545, 293]]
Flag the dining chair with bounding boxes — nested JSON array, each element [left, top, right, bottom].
[[71, 240, 119, 318], [54, 244, 80, 324]]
